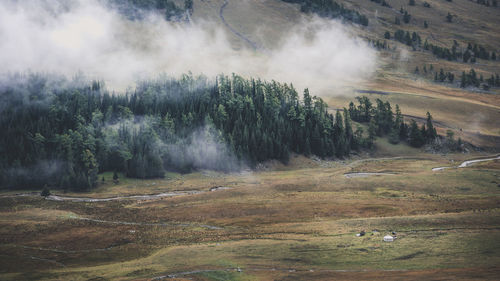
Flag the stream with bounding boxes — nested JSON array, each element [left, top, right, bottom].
[[432, 156, 500, 171], [344, 172, 396, 178]]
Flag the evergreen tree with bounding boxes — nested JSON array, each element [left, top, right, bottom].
[[446, 12, 453, 22], [403, 11, 411, 23], [343, 109, 354, 151], [408, 120, 425, 147], [425, 112, 437, 142], [367, 118, 377, 148], [439, 69, 446, 82], [447, 72, 455, 83], [388, 127, 400, 144]]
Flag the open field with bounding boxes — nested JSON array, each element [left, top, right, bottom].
[[1, 153, 499, 280]]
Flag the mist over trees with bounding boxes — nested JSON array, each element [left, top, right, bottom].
[[110, 0, 192, 20], [0, 73, 438, 191], [0, 73, 345, 190]]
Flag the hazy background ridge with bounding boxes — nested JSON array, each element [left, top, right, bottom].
[[0, 0, 376, 94]]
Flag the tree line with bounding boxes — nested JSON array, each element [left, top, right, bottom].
[[0, 73, 439, 191], [385, 28, 497, 63], [281, 0, 369, 26], [348, 97, 437, 148], [423, 40, 496, 62], [111, 0, 192, 21], [460, 69, 500, 89]]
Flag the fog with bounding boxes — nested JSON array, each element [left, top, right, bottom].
[[0, 0, 377, 94], [163, 124, 245, 172]]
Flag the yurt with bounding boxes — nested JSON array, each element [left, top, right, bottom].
[[383, 235, 394, 242]]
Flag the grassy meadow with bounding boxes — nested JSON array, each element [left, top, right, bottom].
[[1, 153, 499, 280]]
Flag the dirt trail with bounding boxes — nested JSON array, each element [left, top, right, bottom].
[[219, 0, 261, 51], [73, 216, 223, 230], [2, 188, 232, 202], [152, 267, 416, 280], [9, 244, 117, 254], [46, 190, 202, 202], [29, 256, 65, 267]]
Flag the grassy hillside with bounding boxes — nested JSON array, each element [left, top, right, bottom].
[[188, 0, 500, 147]]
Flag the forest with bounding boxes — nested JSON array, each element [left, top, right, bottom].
[[0, 73, 436, 191]]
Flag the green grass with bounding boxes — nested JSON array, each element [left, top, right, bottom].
[[1, 153, 499, 280]]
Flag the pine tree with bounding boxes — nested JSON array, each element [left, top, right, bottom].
[[403, 11, 411, 23], [394, 104, 403, 130], [446, 12, 453, 23], [408, 120, 425, 147], [425, 112, 437, 142], [388, 127, 400, 144], [367, 118, 377, 148], [447, 72, 455, 83], [463, 50, 471, 63], [439, 69, 446, 82], [460, 71, 466, 87], [343, 109, 353, 150]]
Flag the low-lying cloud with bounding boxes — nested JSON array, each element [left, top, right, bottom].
[[0, 0, 376, 94]]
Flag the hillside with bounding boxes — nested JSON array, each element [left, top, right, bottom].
[[189, 0, 500, 147]]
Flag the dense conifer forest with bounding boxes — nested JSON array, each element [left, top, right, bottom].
[[0, 73, 436, 191]]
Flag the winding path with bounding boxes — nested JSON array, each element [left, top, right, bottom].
[[1, 187, 232, 203], [46, 190, 202, 202], [219, 0, 260, 51], [73, 216, 223, 230]]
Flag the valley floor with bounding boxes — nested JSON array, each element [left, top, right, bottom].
[[1, 152, 500, 280]]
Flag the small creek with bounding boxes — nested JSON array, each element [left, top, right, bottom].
[[344, 172, 396, 178], [432, 156, 500, 171]]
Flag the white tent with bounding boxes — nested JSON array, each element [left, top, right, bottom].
[[383, 235, 394, 242]]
